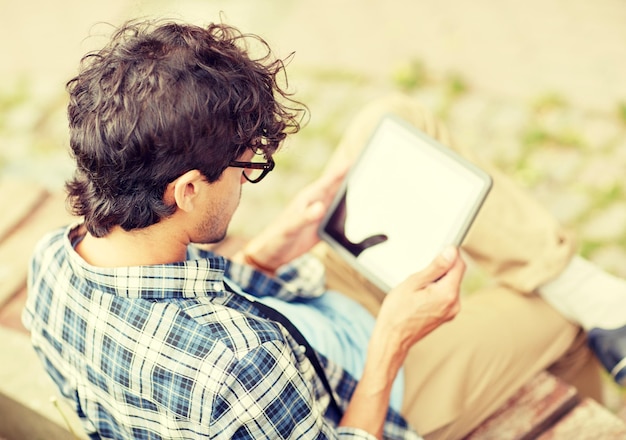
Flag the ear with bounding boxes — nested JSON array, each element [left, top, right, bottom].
[[164, 170, 205, 213]]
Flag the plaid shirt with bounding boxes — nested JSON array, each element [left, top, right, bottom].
[[23, 225, 420, 440]]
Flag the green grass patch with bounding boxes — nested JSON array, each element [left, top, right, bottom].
[[444, 72, 469, 98], [579, 239, 606, 260], [593, 184, 625, 210], [520, 123, 586, 151], [531, 92, 568, 114], [392, 59, 429, 92]]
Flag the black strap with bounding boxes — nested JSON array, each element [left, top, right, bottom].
[[223, 281, 344, 417]]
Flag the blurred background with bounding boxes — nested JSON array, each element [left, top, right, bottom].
[[2, 0, 626, 410]]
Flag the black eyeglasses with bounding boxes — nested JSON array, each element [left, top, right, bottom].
[[229, 156, 275, 183]]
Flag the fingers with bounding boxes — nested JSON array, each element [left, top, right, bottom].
[[322, 158, 352, 180], [295, 167, 347, 225], [316, 164, 348, 196], [305, 200, 326, 221], [410, 246, 459, 286], [437, 252, 466, 289], [428, 249, 465, 320]]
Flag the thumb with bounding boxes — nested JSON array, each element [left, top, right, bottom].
[[304, 200, 326, 222], [414, 246, 458, 285], [439, 246, 457, 263]]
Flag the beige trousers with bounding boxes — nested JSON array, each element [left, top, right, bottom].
[[311, 94, 601, 439]]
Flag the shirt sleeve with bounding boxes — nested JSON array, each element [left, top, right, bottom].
[[209, 340, 376, 440], [225, 253, 327, 302]]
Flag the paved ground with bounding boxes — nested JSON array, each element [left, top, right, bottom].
[[1, 0, 626, 432]]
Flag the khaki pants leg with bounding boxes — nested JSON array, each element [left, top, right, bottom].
[[402, 288, 584, 439], [312, 93, 600, 438]]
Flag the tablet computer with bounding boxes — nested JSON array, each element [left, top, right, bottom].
[[318, 114, 492, 292]]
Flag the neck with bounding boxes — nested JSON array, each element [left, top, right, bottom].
[[75, 222, 190, 268]]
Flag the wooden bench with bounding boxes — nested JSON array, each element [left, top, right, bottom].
[[2, 179, 626, 439], [462, 372, 626, 439]]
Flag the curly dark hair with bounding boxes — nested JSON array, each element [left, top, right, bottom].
[[65, 19, 305, 237]]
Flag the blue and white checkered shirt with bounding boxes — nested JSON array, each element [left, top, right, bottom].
[[23, 225, 420, 439]]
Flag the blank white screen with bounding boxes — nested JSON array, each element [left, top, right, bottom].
[[326, 116, 490, 290]]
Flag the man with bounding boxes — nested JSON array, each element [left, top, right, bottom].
[[23, 19, 626, 439]]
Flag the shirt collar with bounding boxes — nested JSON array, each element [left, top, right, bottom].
[[65, 224, 228, 299]]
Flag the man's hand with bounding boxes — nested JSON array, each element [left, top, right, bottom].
[[376, 246, 465, 353], [235, 165, 348, 273], [340, 246, 465, 437]]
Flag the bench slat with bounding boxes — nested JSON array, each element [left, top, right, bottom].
[[0, 180, 48, 243], [463, 371, 579, 439], [538, 398, 626, 439], [0, 191, 74, 307]]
